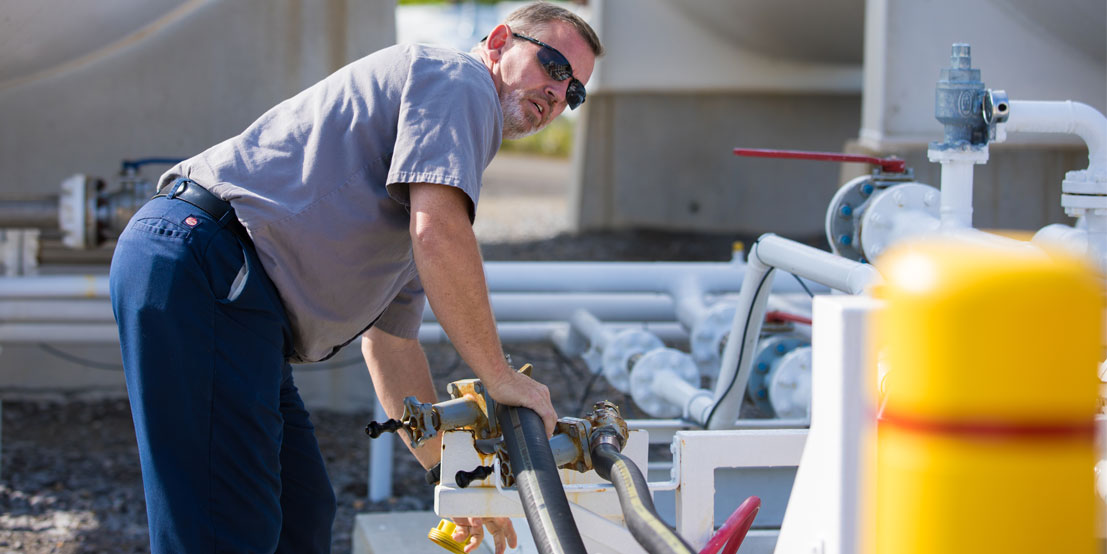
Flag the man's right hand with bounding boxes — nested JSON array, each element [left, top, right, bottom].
[[482, 367, 557, 437]]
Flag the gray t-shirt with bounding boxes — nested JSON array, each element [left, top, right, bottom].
[[159, 44, 503, 363]]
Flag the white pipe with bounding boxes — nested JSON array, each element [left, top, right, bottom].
[[569, 310, 615, 347], [651, 369, 713, 425], [0, 275, 108, 298], [1004, 100, 1107, 177], [881, 208, 1044, 257], [0, 300, 113, 322], [0, 323, 119, 343], [939, 159, 976, 228], [480, 259, 815, 294], [1034, 219, 1107, 279], [707, 235, 880, 430], [369, 398, 394, 502], [671, 277, 709, 329], [707, 242, 773, 430], [1033, 224, 1089, 257], [416, 321, 687, 345], [755, 234, 882, 295], [430, 293, 683, 323], [1084, 213, 1107, 277], [0, 321, 688, 346], [945, 227, 1049, 254], [0, 293, 699, 325], [0, 261, 817, 299]]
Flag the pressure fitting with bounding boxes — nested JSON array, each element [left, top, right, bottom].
[[364, 367, 523, 447], [587, 401, 629, 453], [934, 43, 988, 147]]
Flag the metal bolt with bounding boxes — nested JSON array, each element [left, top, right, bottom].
[[838, 235, 853, 246], [756, 389, 767, 399], [861, 183, 874, 195], [775, 343, 787, 354], [757, 362, 769, 373], [840, 204, 853, 217], [474, 382, 484, 394]]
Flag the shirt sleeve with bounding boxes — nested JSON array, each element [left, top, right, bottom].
[[385, 52, 502, 221], [373, 273, 426, 339]]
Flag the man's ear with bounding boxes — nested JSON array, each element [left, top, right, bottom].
[[485, 24, 511, 62]]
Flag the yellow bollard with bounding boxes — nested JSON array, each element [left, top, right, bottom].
[[872, 239, 1104, 554]]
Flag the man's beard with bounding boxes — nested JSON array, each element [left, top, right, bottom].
[[500, 89, 544, 140]]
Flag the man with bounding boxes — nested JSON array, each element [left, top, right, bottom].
[[109, 3, 602, 553]]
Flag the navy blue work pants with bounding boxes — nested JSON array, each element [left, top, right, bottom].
[[110, 194, 336, 553]]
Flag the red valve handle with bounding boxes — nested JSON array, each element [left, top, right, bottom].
[[700, 496, 761, 554], [733, 148, 906, 173]]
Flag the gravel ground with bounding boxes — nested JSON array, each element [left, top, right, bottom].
[[0, 225, 776, 554]]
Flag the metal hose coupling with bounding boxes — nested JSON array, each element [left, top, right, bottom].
[[587, 400, 629, 454], [587, 401, 694, 554]]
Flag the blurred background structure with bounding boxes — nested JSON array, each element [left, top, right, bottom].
[[0, 0, 1104, 405]]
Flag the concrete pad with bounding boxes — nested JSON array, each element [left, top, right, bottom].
[[353, 511, 537, 554]]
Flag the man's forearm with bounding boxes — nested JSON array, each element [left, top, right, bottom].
[[362, 329, 441, 470], [407, 182, 557, 435]]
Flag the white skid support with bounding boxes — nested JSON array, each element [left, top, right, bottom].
[[775, 295, 879, 554], [434, 429, 650, 520], [671, 428, 809, 550], [568, 504, 648, 554]]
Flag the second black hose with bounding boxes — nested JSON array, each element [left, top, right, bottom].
[[592, 442, 694, 554]]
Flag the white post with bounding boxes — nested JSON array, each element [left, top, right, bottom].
[[775, 295, 878, 554], [368, 397, 394, 502]]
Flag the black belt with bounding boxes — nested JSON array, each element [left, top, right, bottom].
[[153, 179, 234, 221]]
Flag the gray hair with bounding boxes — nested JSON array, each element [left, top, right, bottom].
[[479, 2, 604, 57]]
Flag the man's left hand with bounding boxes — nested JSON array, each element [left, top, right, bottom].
[[452, 516, 518, 554]]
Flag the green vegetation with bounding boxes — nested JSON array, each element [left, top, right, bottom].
[[500, 116, 575, 158]]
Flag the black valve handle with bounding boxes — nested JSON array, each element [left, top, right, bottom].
[[365, 418, 403, 438], [455, 465, 494, 488]]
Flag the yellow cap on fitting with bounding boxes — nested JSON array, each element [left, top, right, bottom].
[[428, 519, 467, 554]]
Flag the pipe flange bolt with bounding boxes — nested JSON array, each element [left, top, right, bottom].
[[747, 335, 809, 416]]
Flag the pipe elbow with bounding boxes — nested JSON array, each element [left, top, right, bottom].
[[1067, 101, 1107, 176]]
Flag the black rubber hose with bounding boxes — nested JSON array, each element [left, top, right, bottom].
[[592, 442, 694, 554], [497, 405, 587, 554]]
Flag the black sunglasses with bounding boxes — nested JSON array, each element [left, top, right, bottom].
[[510, 33, 587, 110]]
